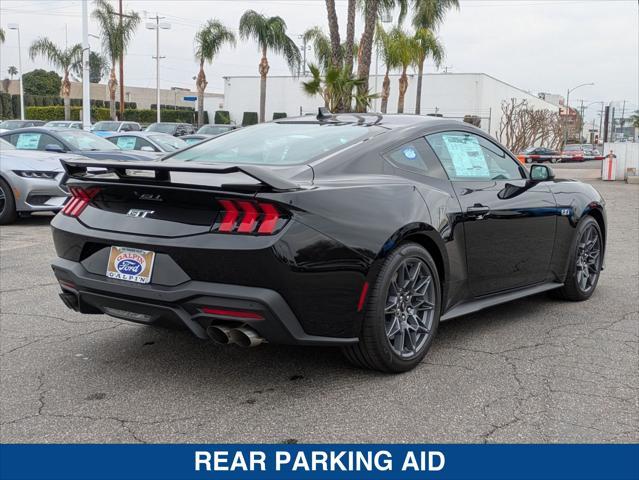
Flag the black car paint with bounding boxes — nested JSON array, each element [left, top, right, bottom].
[[50, 115, 606, 344]]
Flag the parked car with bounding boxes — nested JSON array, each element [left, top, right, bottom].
[[105, 132, 189, 153], [180, 134, 214, 145], [0, 127, 159, 161], [561, 144, 586, 162], [580, 144, 604, 160], [0, 120, 46, 133], [50, 113, 606, 373], [45, 121, 84, 130], [91, 121, 141, 137], [196, 124, 238, 137], [0, 137, 75, 224], [145, 122, 195, 137], [518, 147, 561, 164]]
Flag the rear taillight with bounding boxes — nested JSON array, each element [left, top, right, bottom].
[[213, 199, 287, 235], [62, 187, 100, 217]]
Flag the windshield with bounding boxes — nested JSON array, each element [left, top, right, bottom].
[[147, 123, 177, 134], [149, 134, 187, 151], [47, 122, 69, 127], [168, 123, 371, 165], [0, 137, 16, 149], [58, 130, 120, 151], [197, 125, 232, 135], [93, 121, 120, 131], [0, 120, 26, 129], [563, 145, 581, 151]]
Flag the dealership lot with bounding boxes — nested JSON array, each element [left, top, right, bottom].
[[1, 172, 637, 443]]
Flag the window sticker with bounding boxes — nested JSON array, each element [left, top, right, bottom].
[[442, 134, 489, 177], [116, 136, 137, 150], [16, 133, 41, 150], [402, 146, 417, 160]]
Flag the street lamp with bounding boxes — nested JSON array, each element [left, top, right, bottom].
[[7, 23, 24, 121], [146, 16, 171, 123], [373, 13, 393, 112], [564, 82, 594, 145]]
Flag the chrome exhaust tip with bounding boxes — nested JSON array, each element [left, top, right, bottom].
[[228, 326, 265, 348], [206, 324, 234, 345]]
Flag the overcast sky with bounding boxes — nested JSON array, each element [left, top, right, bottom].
[[0, 0, 637, 124]]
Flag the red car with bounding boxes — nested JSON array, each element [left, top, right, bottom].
[[561, 144, 586, 162]]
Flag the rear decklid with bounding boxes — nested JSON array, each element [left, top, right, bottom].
[[60, 158, 310, 238]]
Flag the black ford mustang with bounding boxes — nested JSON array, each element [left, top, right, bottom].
[[51, 113, 606, 372]]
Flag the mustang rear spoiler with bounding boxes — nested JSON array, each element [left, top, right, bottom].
[[60, 158, 302, 192]]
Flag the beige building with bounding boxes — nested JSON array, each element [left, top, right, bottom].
[[3, 79, 223, 110]]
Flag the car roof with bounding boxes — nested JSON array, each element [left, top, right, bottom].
[[275, 113, 458, 131]]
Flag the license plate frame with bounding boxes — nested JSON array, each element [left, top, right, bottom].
[[106, 246, 155, 284]]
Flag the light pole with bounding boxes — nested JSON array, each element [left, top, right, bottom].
[[564, 82, 594, 146], [7, 24, 24, 121], [146, 15, 171, 123], [373, 12, 393, 112]]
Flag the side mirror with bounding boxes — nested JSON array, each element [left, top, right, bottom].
[[530, 164, 555, 181], [140, 146, 155, 152], [45, 144, 65, 153]]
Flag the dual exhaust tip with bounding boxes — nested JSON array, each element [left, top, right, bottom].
[[206, 324, 265, 348]]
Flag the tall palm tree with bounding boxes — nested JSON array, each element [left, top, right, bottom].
[[344, 0, 357, 75], [239, 10, 301, 123], [194, 19, 236, 128], [355, 0, 379, 111], [92, 0, 140, 120], [29, 38, 82, 120], [413, 28, 443, 115], [411, 0, 458, 114], [8, 66, 18, 79], [325, 0, 342, 69], [387, 27, 417, 114], [303, 27, 333, 72], [375, 23, 399, 114], [302, 64, 375, 112]]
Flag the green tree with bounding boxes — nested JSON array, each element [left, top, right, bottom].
[[375, 23, 399, 114], [92, 0, 140, 120], [413, 28, 444, 115], [410, 0, 458, 114], [302, 63, 375, 112], [22, 69, 62, 96], [239, 10, 301, 123], [194, 19, 236, 128], [72, 51, 110, 83], [8, 66, 18, 79], [29, 38, 82, 120], [631, 110, 639, 129], [386, 27, 418, 114]]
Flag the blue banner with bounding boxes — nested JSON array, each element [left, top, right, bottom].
[[1, 444, 638, 480]]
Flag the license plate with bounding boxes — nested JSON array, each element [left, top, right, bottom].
[[106, 246, 155, 284]]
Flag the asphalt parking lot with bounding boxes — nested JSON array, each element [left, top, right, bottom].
[[1, 167, 637, 443]]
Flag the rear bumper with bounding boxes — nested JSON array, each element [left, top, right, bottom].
[[51, 257, 358, 347]]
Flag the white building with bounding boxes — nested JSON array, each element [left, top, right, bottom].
[[212, 72, 558, 137]]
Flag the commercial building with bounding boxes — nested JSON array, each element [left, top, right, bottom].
[[215, 72, 559, 136]]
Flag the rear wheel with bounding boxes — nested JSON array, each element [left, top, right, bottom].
[[555, 217, 603, 301], [0, 178, 18, 225], [342, 243, 441, 373]]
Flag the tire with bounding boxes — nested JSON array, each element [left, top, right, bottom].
[[342, 243, 441, 373], [554, 216, 603, 301], [0, 178, 18, 225]]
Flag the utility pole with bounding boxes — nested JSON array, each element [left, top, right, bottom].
[[118, 0, 124, 119], [7, 24, 24, 120], [81, 0, 91, 130], [146, 14, 170, 123]]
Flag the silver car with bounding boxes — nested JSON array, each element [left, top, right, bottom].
[[0, 138, 76, 224]]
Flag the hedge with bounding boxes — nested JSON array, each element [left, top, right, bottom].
[[273, 112, 287, 120], [242, 112, 258, 126], [214, 110, 230, 124], [25, 106, 112, 122], [123, 109, 205, 124], [0, 92, 12, 119]]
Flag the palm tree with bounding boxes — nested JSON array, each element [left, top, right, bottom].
[[29, 38, 82, 120], [344, 0, 357, 75], [303, 27, 333, 72], [239, 10, 301, 123], [375, 23, 399, 114], [325, 0, 342, 69], [302, 64, 375, 112], [72, 51, 110, 83], [411, 0, 458, 114], [0, 28, 5, 44], [92, 0, 140, 120], [413, 28, 443, 115], [387, 27, 417, 114], [8, 66, 18, 79], [355, 0, 379, 111], [194, 19, 236, 128]]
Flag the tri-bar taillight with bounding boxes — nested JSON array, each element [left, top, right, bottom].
[[62, 187, 100, 217], [214, 199, 287, 235]]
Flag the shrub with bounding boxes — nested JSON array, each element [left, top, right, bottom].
[[214, 110, 230, 124], [22, 69, 61, 96], [272, 112, 287, 120], [0, 93, 10, 119], [25, 106, 112, 122], [242, 111, 258, 126], [11, 95, 21, 119]]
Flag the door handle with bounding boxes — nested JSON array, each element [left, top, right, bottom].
[[467, 205, 490, 218]]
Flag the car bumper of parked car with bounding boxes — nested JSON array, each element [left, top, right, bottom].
[[51, 257, 358, 347], [8, 172, 68, 212]]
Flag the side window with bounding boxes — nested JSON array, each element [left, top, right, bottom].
[[135, 137, 156, 151], [38, 134, 65, 150], [129, 123, 141, 131], [13, 133, 42, 149], [426, 131, 523, 181], [384, 138, 447, 179], [114, 136, 137, 150]]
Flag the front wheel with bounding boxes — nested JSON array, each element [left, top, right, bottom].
[[0, 178, 18, 225], [554, 217, 603, 301], [342, 243, 441, 373]]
